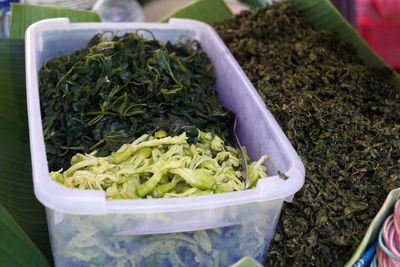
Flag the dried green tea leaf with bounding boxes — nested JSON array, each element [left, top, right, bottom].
[[215, 2, 400, 266], [277, 171, 288, 180]]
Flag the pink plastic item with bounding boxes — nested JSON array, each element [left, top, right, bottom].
[[356, 0, 400, 72]]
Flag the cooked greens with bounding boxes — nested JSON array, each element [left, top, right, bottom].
[[39, 31, 229, 171], [50, 130, 269, 198]]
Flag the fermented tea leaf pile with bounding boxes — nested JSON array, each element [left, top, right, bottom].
[[39, 32, 228, 171], [215, 2, 400, 266], [50, 130, 269, 199]]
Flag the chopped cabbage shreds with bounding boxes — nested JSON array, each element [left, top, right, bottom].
[[50, 130, 270, 198]]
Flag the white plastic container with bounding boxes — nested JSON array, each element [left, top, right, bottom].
[[25, 18, 305, 266]]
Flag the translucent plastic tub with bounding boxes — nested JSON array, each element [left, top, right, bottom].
[[25, 18, 305, 266]]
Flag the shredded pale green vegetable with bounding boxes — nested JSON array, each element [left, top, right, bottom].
[[50, 130, 269, 198]]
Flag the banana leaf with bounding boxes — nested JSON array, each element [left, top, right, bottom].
[[2, 5, 100, 263], [0, 39, 52, 262], [161, 0, 232, 24], [0, 203, 49, 266], [9, 3, 100, 39]]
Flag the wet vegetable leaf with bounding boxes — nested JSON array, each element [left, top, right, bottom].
[[39, 32, 230, 171]]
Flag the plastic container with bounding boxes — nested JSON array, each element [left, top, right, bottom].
[[25, 18, 305, 266]]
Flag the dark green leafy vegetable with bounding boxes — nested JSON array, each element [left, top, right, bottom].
[[39, 31, 229, 171], [214, 2, 400, 266]]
